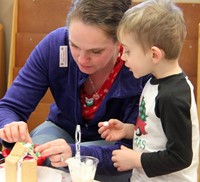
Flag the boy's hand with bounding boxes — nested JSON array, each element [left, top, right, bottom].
[[0, 121, 32, 144], [98, 119, 125, 141], [112, 145, 142, 171]]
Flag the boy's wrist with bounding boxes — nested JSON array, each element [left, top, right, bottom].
[[124, 124, 134, 139]]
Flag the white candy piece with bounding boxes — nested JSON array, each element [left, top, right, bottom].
[[103, 121, 109, 127]]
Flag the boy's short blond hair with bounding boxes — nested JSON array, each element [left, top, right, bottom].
[[118, 0, 187, 60]]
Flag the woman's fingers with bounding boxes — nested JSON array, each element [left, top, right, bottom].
[[35, 139, 66, 154], [18, 122, 29, 141], [100, 129, 109, 138], [35, 139, 72, 167], [0, 128, 9, 142], [0, 121, 30, 143], [49, 153, 67, 167], [2, 124, 13, 142]]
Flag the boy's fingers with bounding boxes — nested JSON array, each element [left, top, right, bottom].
[[101, 129, 110, 139], [121, 145, 128, 150]]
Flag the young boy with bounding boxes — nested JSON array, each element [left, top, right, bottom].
[[98, 0, 199, 181]]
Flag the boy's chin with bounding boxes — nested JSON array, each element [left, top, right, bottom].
[[132, 72, 141, 79]]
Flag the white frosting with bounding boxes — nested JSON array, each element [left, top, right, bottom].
[[17, 158, 23, 182], [17, 158, 36, 182], [16, 143, 34, 182], [24, 143, 32, 148], [67, 158, 97, 182]]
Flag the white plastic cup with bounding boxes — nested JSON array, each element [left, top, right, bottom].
[[66, 156, 99, 182]]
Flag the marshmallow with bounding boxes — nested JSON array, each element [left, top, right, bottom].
[[103, 121, 109, 127]]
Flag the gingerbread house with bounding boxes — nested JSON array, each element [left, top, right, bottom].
[[5, 142, 38, 182]]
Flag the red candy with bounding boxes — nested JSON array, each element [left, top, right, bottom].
[[23, 155, 34, 160], [2, 148, 11, 157], [37, 156, 47, 166]]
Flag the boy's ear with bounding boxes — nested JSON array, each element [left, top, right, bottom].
[[151, 46, 164, 64]]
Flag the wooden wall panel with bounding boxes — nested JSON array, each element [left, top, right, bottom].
[[180, 40, 198, 77], [179, 40, 198, 96], [15, 33, 46, 67], [18, 0, 71, 33], [197, 23, 200, 117], [178, 3, 200, 40], [0, 24, 6, 98], [13, 67, 21, 80]]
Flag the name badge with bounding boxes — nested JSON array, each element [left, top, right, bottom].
[[59, 46, 68, 67]]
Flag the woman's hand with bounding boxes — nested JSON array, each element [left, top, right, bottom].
[[35, 139, 72, 168], [0, 121, 32, 143], [98, 119, 126, 141], [112, 145, 142, 171]]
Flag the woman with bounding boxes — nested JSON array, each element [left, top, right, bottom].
[[0, 0, 149, 180]]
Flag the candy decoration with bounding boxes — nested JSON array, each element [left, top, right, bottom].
[[2, 144, 47, 166]]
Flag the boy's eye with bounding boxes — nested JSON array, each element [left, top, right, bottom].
[[124, 50, 130, 55]]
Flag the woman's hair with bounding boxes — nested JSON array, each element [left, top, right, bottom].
[[67, 0, 132, 41], [118, 0, 187, 60]]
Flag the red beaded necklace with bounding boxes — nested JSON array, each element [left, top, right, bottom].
[[81, 47, 124, 121]]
